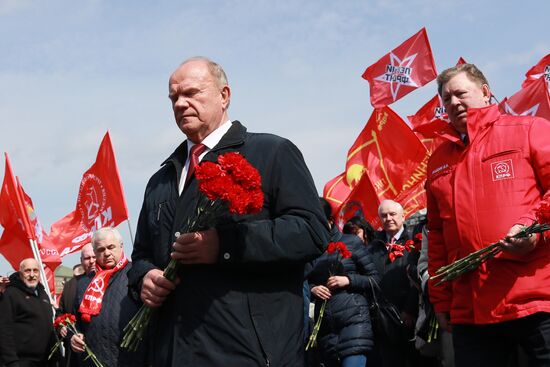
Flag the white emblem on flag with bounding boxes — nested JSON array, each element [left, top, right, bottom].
[[374, 53, 419, 101]]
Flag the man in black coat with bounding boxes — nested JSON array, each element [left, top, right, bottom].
[[127, 56, 329, 366], [70, 228, 144, 367], [0, 258, 58, 367], [367, 199, 420, 367], [58, 244, 95, 367]]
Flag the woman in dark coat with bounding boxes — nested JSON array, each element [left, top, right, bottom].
[[307, 208, 380, 367]]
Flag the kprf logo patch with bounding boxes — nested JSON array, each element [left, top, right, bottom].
[[491, 159, 514, 181]]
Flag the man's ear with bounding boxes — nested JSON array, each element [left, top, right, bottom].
[[482, 84, 491, 104], [221, 85, 231, 110]]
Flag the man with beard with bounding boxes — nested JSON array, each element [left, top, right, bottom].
[[0, 258, 57, 367]]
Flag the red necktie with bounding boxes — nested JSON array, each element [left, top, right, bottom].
[[185, 143, 207, 186]]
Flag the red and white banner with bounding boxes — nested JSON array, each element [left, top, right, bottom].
[[44, 132, 129, 257], [362, 27, 437, 107], [522, 53, 550, 90], [500, 77, 550, 121]]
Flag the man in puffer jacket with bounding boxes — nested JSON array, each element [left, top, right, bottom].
[[306, 198, 379, 367]]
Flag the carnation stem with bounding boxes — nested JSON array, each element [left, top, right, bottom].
[[305, 299, 327, 351], [433, 222, 550, 285]]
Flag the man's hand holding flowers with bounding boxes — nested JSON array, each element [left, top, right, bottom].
[[140, 269, 178, 308], [171, 228, 220, 265], [499, 223, 538, 255]]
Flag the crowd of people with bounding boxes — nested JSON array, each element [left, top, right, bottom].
[[0, 58, 549, 367]]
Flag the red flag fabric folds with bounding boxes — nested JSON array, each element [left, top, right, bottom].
[[44, 132, 129, 257], [500, 77, 550, 121], [0, 155, 61, 296], [362, 27, 437, 107], [323, 172, 351, 219], [522, 54, 550, 89], [0, 154, 34, 240], [336, 106, 429, 228]]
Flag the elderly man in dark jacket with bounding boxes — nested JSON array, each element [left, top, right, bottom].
[[307, 199, 379, 367], [127, 57, 329, 366], [0, 258, 58, 367], [367, 199, 420, 367], [71, 228, 144, 367]]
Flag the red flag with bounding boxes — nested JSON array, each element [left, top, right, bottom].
[[336, 172, 382, 230], [0, 154, 34, 239], [0, 156, 61, 297], [522, 54, 550, 89], [408, 94, 448, 130], [323, 172, 351, 219], [341, 106, 429, 227], [44, 132, 129, 257], [500, 77, 550, 121], [362, 27, 437, 107]]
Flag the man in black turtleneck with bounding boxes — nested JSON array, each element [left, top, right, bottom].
[[0, 258, 57, 367]]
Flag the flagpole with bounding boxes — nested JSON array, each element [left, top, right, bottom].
[[28, 238, 54, 304], [126, 219, 134, 246]]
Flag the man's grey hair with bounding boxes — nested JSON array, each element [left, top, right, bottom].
[[377, 199, 404, 217], [437, 63, 489, 97], [91, 227, 123, 248], [181, 56, 229, 89]]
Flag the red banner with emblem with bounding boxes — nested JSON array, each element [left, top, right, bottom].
[[362, 27, 437, 107], [323, 172, 351, 219], [328, 106, 429, 228], [44, 132, 129, 257], [500, 77, 550, 121], [522, 54, 550, 89]]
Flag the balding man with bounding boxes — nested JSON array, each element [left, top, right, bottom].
[[59, 244, 96, 316], [0, 258, 58, 367], [367, 199, 421, 367], [128, 56, 328, 366]]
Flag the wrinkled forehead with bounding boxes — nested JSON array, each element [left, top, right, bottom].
[[379, 203, 403, 216], [20, 260, 39, 271], [169, 62, 217, 90]]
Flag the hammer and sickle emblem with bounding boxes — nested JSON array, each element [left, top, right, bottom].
[[89, 277, 105, 293], [494, 162, 509, 175]]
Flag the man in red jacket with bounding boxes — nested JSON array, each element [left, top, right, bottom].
[[426, 63, 550, 367]]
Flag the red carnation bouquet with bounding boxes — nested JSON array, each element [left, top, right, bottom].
[[122, 152, 264, 351], [432, 201, 550, 285], [49, 313, 104, 367], [387, 233, 421, 262], [306, 241, 352, 351]]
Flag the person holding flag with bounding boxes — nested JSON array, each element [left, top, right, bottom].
[[427, 63, 550, 366]]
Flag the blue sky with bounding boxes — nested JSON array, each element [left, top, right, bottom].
[[1, 0, 548, 274]]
